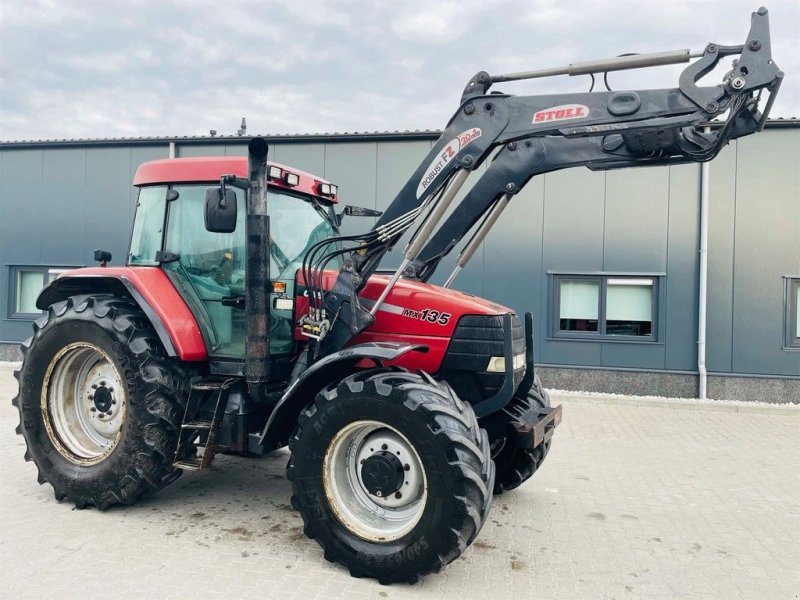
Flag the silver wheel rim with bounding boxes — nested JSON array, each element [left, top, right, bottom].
[[323, 420, 427, 542], [41, 342, 127, 465]]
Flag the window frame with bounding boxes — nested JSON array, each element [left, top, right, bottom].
[[550, 272, 661, 343], [8, 266, 80, 319], [784, 276, 800, 350]]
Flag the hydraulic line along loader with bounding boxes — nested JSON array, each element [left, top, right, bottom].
[[13, 8, 783, 583]]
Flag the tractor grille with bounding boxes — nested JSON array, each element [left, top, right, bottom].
[[438, 314, 526, 404]]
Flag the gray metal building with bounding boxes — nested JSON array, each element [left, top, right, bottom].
[[1, 123, 798, 401]]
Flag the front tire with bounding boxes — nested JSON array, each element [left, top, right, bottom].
[[486, 375, 552, 495], [287, 369, 494, 584], [12, 295, 188, 509]]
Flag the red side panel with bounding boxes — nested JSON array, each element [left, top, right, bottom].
[[57, 267, 208, 361]]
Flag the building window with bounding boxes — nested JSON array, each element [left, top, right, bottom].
[[9, 267, 75, 318], [786, 277, 800, 349], [606, 278, 654, 336], [553, 274, 658, 341], [558, 279, 600, 332]]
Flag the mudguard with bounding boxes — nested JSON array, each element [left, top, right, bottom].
[[258, 342, 428, 445], [36, 267, 207, 361]]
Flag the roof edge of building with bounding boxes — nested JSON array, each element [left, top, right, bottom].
[[1, 119, 798, 149], [0, 130, 443, 149]]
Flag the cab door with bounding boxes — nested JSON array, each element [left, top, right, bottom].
[[162, 184, 248, 359]]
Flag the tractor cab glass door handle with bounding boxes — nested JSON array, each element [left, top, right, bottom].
[[221, 296, 245, 309]]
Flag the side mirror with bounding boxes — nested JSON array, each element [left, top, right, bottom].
[[336, 205, 383, 225], [205, 187, 237, 233]]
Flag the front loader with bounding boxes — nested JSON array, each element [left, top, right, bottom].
[[13, 7, 782, 584]]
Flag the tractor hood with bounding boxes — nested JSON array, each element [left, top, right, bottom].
[[295, 271, 517, 373], [358, 274, 512, 336], [296, 270, 513, 340]]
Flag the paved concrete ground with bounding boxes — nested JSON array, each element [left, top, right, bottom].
[[1, 365, 798, 599]]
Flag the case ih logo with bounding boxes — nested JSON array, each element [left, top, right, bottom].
[[416, 128, 482, 198], [532, 104, 590, 123]]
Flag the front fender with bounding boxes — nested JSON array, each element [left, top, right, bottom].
[[36, 267, 207, 361], [258, 342, 428, 445]]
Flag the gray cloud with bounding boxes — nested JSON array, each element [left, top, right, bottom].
[[1, 0, 797, 141]]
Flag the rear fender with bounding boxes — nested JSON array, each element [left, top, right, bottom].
[[258, 342, 428, 445], [36, 267, 207, 361]]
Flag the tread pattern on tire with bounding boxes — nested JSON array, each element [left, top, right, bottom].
[[493, 376, 552, 495], [12, 295, 188, 510], [287, 368, 494, 584]]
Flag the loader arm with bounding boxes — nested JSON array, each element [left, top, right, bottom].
[[303, 6, 783, 359], [409, 103, 764, 284]]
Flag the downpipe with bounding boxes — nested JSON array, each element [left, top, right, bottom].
[[697, 128, 710, 399], [246, 137, 270, 403]]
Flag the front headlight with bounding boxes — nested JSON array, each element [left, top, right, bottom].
[[486, 352, 525, 373]]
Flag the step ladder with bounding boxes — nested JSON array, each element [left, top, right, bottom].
[[173, 379, 234, 471]]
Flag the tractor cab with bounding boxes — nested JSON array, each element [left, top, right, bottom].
[[130, 157, 341, 365]]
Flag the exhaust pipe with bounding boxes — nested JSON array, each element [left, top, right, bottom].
[[246, 137, 270, 402]]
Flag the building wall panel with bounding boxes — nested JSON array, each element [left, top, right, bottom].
[[731, 131, 800, 375], [271, 143, 325, 178], [603, 167, 669, 273], [706, 142, 737, 373], [41, 149, 85, 266], [0, 150, 44, 266], [664, 163, 701, 372]]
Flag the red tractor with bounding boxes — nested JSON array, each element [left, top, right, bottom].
[[13, 8, 782, 583]]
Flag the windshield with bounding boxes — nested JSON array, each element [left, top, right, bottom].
[[269, 190, 340, 279]]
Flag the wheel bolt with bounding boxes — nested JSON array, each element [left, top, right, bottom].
[[100, 381, 106, 386], [108, 387, 114, 392], [90, 407, 97, 412], [98, 413, 105, 418], [106, 410, 112, 417], [88, 394, 94, 400], [111, 399, 116, 405], [91, 384, 98, 389], [376, 491, 383, 497], [395, 492, 402, 499], [360, 459, 365, 464], [381, 444, 388, 450], [404, 464, 410, 471]]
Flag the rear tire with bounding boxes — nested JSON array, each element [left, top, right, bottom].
[[487, 375, 552, 495], [12, 295, 188, 509], [287, 368, 494, 584]]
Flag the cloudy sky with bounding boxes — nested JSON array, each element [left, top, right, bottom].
[[0, 0, 797, 141]]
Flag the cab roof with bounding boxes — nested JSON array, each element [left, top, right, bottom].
[[133, 157, 337, 203]]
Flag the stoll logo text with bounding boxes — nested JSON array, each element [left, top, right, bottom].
[[416, 128, 482, 198], [532, 104, 590, 123]]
